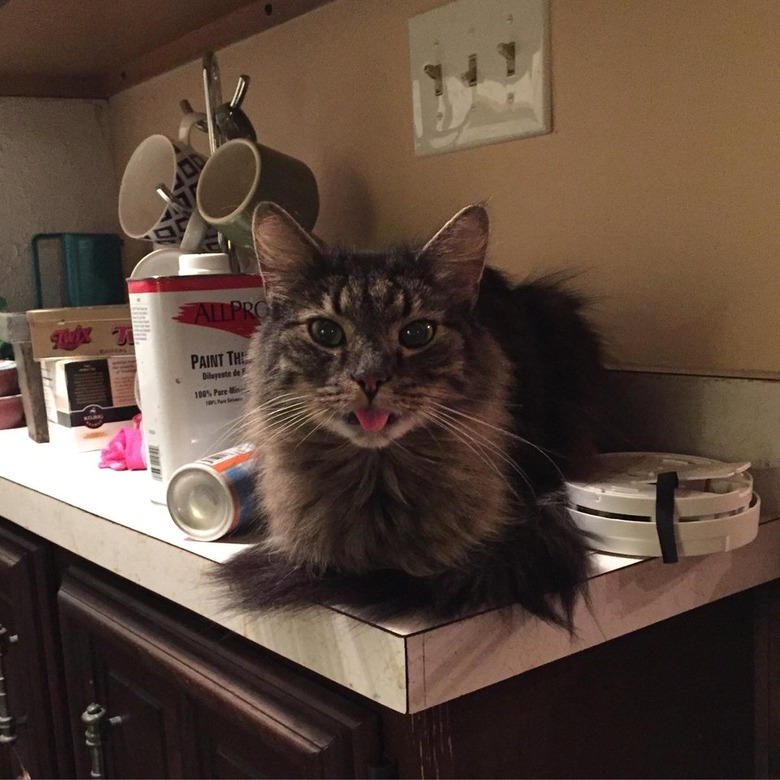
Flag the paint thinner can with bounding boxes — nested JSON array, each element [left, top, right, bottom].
[[128, 261, 265, 503], [167, 445, 257, 541]]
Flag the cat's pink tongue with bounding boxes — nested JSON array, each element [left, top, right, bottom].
[[354, 407, 391, 432]]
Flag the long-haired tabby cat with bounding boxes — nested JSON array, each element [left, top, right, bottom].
[[214, 202, 605, 629]]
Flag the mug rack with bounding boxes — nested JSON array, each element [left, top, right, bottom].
[[166, 51, 257, 267]]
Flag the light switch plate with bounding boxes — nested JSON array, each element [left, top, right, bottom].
[[408, 0, 550, 156]]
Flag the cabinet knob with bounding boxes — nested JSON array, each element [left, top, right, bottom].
[[82, 702, 122, 780]]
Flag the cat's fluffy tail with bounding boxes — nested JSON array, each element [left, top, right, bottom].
[[433, 497, 592, 630], [209, 500, 590, 632], [208, 547, 443, 623]]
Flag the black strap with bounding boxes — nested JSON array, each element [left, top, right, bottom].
[[655, 471, 679, 563]]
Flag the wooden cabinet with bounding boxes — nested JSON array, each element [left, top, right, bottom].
[[381, 590, 759, 779], [58, 565, 380, 778], [0, 514, 775, 779], [0, 516, 381, 780], [0, 522, 73, 778]]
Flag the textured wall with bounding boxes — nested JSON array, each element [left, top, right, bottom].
[[108, 0, 780, 376], [0, 98, 119, 312]]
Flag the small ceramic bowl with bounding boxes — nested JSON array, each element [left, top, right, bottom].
[[0, 394, 24, 430], [0, 361, 18, 397]]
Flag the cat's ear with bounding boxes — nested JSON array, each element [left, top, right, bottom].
[[252, 202, 322, 299], [419, 204, 489, 306]]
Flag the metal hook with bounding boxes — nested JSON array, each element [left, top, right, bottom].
[[202, 51, 224, 154], [230, 75, 250, 109], [155, 184, 190, 216], [179, 99, 208, 132]]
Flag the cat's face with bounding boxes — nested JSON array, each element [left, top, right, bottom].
[[260, 258, 467, 449], [250, 203, 489, 450]]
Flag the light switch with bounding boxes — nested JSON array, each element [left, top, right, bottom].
[[408, 0, 550, 156]]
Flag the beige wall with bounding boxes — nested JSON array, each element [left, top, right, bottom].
[[109, 0, 780, 376], [0, 98, 119, 311]]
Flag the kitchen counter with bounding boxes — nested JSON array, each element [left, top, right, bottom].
[[0, 426, 778, 714]]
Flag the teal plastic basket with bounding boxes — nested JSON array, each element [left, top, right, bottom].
[[31, 233, 125, 309]]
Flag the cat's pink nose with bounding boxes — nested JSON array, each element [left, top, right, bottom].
[[352, 374, 388, 401]]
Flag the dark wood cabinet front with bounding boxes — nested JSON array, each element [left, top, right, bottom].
[[58, 565, 380, 779], [0, 520, 73, 779], [380, 589, 759, 779], [0, 515, 774, 779]]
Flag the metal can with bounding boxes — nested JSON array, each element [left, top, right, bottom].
[[128, 271, 265, 503], [167, 445, 257, 541]]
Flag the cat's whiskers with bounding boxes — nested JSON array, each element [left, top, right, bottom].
[[256, 392, 315, 410], [431, 401, 557, 452], [390, 440, 414, 457], [270, 413, 322, 444], [430, 401, 566, 484], [255, 408, 323, 447], [421, 410, 523, 503], [242, 405, 311, 443], [390, 439, 444, 466], [259, 401, 311, 422], [246, 399, 315, 435], [295, 410, 337, 449], [428, 407, 539, 499], [427, 407, 542, 500], [208, 414, 254, 453], [241, 397, 310, 427], [208, 396, 309, 452], [235, 394, 314, 440]]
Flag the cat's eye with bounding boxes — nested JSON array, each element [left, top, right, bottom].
[[399, 320, 436, 348], [308, 318, 345, 347]]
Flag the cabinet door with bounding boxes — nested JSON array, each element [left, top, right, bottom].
[[58, 565, 380, 779], [0, 518, 73, 779]]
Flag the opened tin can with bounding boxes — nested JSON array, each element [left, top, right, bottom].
[[167, 445, 257, 541]]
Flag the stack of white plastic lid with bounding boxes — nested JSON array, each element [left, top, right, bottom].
[[565, 452, 760, 558]]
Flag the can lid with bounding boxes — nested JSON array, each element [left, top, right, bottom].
[[178, 252, 231, 275], [167, 466, 233, 540]]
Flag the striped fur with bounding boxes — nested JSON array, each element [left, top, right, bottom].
[[213, 203, 606, 629]]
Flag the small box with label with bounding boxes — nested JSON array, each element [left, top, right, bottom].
[[40, 356, 139, 451], [27, 305, 134, 360]]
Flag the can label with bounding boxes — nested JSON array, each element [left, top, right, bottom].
[[128, 275, 265, 503], [199, 443, 254, 466], [200, 445, 256, 536]]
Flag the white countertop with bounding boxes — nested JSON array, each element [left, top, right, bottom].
[[0, 426, 778, 713]]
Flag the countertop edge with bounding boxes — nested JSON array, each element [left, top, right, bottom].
[[0, 427, 777, 713], [0, 476, 411, 713], [409, 516, 780, 711]]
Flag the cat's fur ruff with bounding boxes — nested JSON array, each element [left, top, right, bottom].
[[213, 203, 605, 628]]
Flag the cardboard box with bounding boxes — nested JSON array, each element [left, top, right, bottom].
[[41, 356, 139, 451], [27, 305, 134, 360]]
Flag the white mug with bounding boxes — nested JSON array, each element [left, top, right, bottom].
[[118, 113, 220, 251]]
